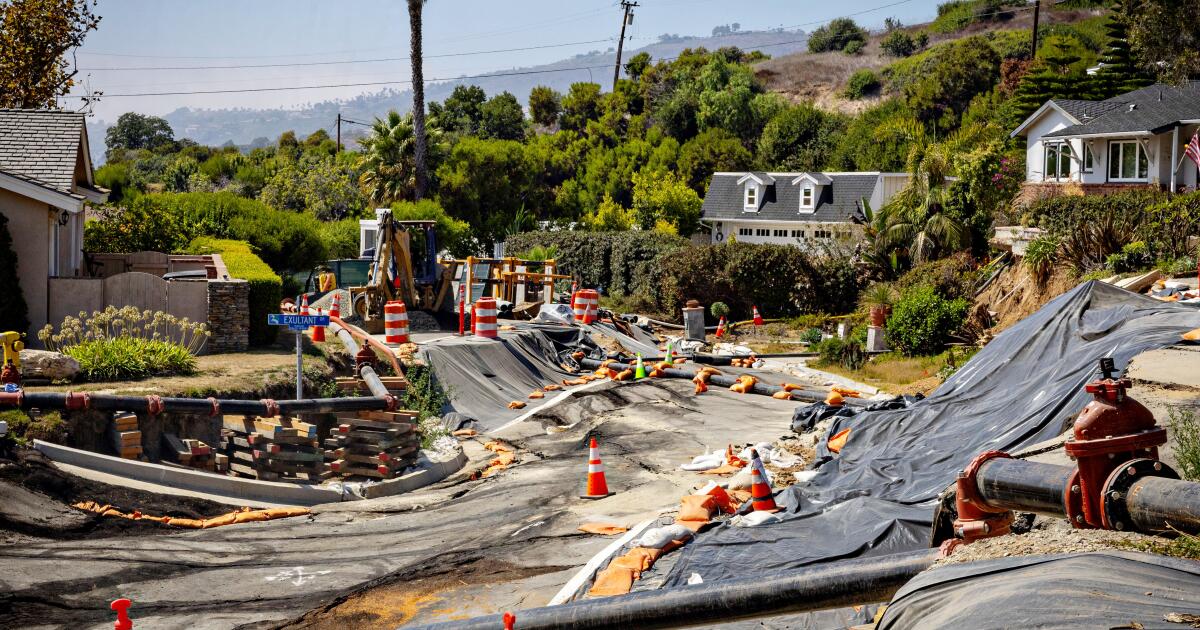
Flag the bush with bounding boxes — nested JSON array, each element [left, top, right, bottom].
[[1024, 234, 1061, 284], [815, 336, 866, 370], [710, 302, 730, 319], [843, 39, 866, 55], [505, 231, 689, 298], [1105, 240, 1152, 273], [892, 253, 979, 300], [881, 30, 919, 57], [188, 238, 282, 345], [38, 306, 206, 381], [843, 69, 881, 99], [320, 219, 361, 260], [799, 327, 823, 345], [1169, 406, 1200, 481], [886, 285, 970, 356], [808, 17, 867, 53], [1027, 189, 1166, 271]]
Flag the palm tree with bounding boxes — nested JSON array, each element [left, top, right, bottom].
[[873, 119, 993, 264], [409, 0, 428, 200], [358, 110, 416, 204]]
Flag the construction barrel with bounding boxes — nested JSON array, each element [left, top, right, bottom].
[[474, 297, 499, 339], [384, 301, 410, 345], [572, 289, 600, 324]]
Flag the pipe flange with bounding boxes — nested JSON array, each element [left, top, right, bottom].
[[64, 391, 89, 410], [207, 397, 221, 417], [1101, 458, 1179, 531], [145, 395, 164, 415], [1064, 469, 1092, 529], [384, 394, 400, 411], [959, 450, 1013, 511], [261, 399, 280, 418]]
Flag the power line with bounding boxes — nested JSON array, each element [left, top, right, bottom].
[[79, 38, 618, 72]]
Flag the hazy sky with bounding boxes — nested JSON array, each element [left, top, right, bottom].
[[66, 0, 946, 122]]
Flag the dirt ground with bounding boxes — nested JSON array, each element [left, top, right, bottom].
[[975, 264, 1080, 334]]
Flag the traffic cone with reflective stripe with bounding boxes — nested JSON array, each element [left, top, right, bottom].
[[634, 353, 646, 379], [665, 340, 674, 363], [715, 316, 726, 339], [580, 437, 613, 499], [329, 291, 341, 319], [752, 305, 764, 327], [312, 307, 326, 342], [300, 293, 309, 316], [749, 449, 778, 512]]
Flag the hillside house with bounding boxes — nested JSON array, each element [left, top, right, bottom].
[[0, 109, 108, 337], [1011, 82, 1200, 193], [700, 171, 910, 249]]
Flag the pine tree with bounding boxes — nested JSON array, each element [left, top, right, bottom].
[[1007, 53, 1088, 129], [0, 213, 29, 335], [1088, 1, 1154, 100]]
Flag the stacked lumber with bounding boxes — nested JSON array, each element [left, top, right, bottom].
[[324, 410, 420, 479], [109, 414, 142, 460], [219, 416, 329, 483], [334, 375, 408, 395], [161, 432, 225, 472]]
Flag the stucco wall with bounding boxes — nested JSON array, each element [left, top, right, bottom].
[[0, 188, 50, 338], [711, 219, 863, 250]]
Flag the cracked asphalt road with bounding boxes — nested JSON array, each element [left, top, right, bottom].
[[0, 379, 799, 629]]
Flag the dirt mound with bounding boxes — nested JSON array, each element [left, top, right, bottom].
[[975, 264, 1079, 334], [0, 444, 231, 539]]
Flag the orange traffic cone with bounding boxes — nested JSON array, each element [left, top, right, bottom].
[[749, 449, 778, 512], [581, 436, 613, 499], [329, 291, 341, 319], [715, 316, 726, 339], [312, 307, 326, 342], [752, 305, 764, 327], [300, 293, 309, 316]]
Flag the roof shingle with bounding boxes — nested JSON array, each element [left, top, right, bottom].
[[1042, 82, 1200, 139], [0, 109, 87, 194], [701, 172, 879, 224]]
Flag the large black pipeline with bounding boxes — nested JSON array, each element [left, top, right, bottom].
[[974, 457, 1200, 535], [580, 358, 868, 407], [0, 390, 395, 416], [406, 548, 938, 630]]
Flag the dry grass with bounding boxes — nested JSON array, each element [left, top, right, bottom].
[[813, 348, 978, 395]]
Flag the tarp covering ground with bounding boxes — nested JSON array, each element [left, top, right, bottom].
[[878, 551, 1200, 629], [663, 281, 1200, 587]]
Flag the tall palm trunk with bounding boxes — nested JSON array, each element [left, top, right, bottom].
[[408, 0, 428, 200]]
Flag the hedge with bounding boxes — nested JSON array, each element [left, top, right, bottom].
[[188, 237, 281, 345], [505, 231, 689, 297], [1025, 189, 1166, 270]]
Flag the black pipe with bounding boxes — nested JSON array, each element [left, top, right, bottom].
[[975, 457, 1072, 517], [405, 549, 938, 630], [1126, 475, 1200, 534], [0, 391, 393, 415]]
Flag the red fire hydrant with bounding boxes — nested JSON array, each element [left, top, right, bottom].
[[1063, 358, 1166, 529], [111, 598, 132, 630]]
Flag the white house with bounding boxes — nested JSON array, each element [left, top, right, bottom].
[[1011, 82, 1200, 192], [699, 171, 910, 249]]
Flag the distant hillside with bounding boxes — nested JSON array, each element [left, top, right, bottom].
[[86, 28, 808, 162]]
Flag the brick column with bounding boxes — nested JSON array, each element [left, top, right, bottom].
[[206, 279, 249, 353]]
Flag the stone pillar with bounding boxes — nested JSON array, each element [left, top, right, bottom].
[[682, 300, 706, 342], [206, 279, 250, 353], [866, 325, 887, 353]]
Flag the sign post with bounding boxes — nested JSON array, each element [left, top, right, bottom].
[[268, 313, 330, 399]]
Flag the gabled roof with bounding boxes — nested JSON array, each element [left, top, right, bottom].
[[1024, 82, 1200, 140], [0, 108, 96, 195], [1052, 99, 1123, 123], [736, 172, 775, 186], [701, 172, 880, 224], [791, 172, 833, 186]]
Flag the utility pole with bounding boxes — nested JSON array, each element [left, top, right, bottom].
[[336, 113, 342, 153], [613, 1, 638, 91], [1030, 0, 1041, 59]]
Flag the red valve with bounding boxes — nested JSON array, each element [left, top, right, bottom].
[[503, 611, 516, 630], [952, 450, 1015, 543], [110, 598, 132, 630]]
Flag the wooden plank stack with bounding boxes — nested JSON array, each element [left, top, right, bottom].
[[109, 414, 142, 460], [161, 432, 225, 473], [324, 410, 420, 479], [334, 375, 409, 395], [219, 416, 329, 483]]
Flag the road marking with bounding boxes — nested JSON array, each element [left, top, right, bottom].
[[265, 566, 332, 586]]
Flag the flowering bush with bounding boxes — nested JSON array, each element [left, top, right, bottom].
[[38, 306, 209, 381]]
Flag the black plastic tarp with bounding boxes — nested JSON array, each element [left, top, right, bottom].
[[420, 324, 592, 431], [878, 551, 1200, 629], [663, 281, 1200, 587]]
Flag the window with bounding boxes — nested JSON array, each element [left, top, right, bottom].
[[1043, 142, 1071, 181], [755, 228, 769, 237], [1108, 140, 1148, 181], [744, 184, 757, 208], [790, 230, 805, 238], [814, 229, 832, 239], [800, 186, 814, 210], [1082, 143, 1094, 173], [773, 229, 787, 237], [738, 227, 752, 236]]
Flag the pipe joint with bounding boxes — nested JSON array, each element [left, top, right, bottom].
[[207, 397, 220, 417], [953, 450, 1015, 543], [260, 399, 280, 418], [145, 395, 164, 415], [63, 391, 90, 411]]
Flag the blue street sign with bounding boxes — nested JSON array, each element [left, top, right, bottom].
[[268, 313, 331, 331]]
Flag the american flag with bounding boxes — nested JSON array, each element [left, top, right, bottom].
[[1186, 131, 1200, 170]]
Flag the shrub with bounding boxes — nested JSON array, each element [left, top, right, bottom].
[[0, 213, 29, 335], [710, 302, 730, 319], [1141, 192, 1200, 261], [404, 363, 450, 448], [886, 285, 970, 356], [843, 69, 881, 99], [799, 327, 823, 345], [320, 219, 362, 260], [1169, 406, 1200, 481], [893, 253, 980, 300], [815, 336, 866, 370], [1026, 189, 1165, 271], [808, 17, 867, 53], [1104, 240, 1152, 273], [1023, 235, 1061, 285], [881, 30, 918, 57], [505, 231, 689, 298], [38, 306, 206, 381], [187, 238, 282, 345], [843, 39, 866, 56]]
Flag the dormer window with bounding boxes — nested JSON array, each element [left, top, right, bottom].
[[745, 184, 757, 208], [800, 186, 814, 211]]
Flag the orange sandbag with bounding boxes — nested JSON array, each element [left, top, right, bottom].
[[729, 489, 753, 505], [694, 380, 708, 394], [578, 522, 629, 536], [828, 427, 852, 453], [615, 369, 633, 381], [830, 385, 861, 398], [655, 361, 672, 371], [730, 382, 750, 394], [1183, 328, 1200, 341], [201, 512, 239, 529], [484, 441, 513, 453], [724, 445, 746, 468], [782, 383, 804, 392], [679, 494, 717, 521], [704, 484, 737, 514], [234, 510, 270, 524], [589, 566, 636, 597], [451, 428, 478, 437], [266, 507, 310, 519], [674, 518, 709, 532], [698, 463, 742, 475], [772, 390, 793, 400], [165, 517, 204, 528], [648, 368, 663, 378], [572, 351, 586, 360], [507, 401, 527, 409], [738, 375, 757, 386], [543, 383, 561, 391], [529, 390, 545, 399], [601, 359, 615, 367], [673, 357, 687, 364]]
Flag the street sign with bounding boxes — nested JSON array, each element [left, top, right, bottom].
[[268, 313, 330, 331]]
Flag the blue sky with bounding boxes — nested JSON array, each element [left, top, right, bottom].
[[70, 0, 946, 121]]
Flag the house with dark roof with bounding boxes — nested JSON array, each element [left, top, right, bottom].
[[700, 171, 910, 248], [1011, 82, 1200, 193], [0, 109, 107, 336]]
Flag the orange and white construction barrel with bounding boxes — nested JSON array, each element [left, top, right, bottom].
[[473, 297, 499, 339], [384, 301, 410, 344], [572, 289, 600, 325]]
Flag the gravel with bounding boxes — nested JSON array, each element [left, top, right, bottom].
[[936, 518, 1156, 566]]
